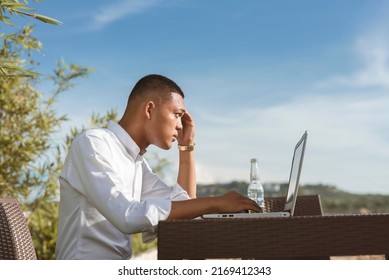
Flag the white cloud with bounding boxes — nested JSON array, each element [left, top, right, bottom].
[[91, 0, 160, 30], [188, 93, 389, 194], [317, 23, 389, 89]]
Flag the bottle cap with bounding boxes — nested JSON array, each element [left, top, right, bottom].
[[250, 158, 257, 163]]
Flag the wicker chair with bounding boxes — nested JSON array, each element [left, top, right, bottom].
[[0, 198, 37, 260]]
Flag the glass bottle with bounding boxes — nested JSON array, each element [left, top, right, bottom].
[[247, 158, 265, 208]]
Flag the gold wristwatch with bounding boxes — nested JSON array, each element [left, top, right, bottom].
[[178, 143, 195, 152]]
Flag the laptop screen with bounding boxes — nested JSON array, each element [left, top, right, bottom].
[[284, 131, 308, 215]]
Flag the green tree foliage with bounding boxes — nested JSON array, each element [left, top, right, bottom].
[[0, 1, 92, 259], [1, 0, 168, 259], [0, 60, 91, 260], [0, 55, 92, 260], [1, 0, 61, 77]]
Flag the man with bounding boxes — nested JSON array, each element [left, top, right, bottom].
[[56, 74, 260, 259]]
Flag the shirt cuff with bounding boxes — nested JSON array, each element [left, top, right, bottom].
[[142, 197, 171, 243], [142, 183, 190, 243], [170, 183, 191, 201]]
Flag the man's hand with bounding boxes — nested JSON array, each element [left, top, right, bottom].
[[215, 191, 263, 213], [177, 111, 195, 145]]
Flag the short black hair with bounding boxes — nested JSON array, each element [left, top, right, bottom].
[[128, 74, 184, 104]]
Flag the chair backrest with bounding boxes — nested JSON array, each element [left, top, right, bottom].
[[0, 198, 37, 260], [264, 194, 323, 216]]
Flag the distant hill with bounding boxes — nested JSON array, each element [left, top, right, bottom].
[[197, 182, 389, 214]]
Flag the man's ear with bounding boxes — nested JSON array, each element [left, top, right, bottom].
[[145, 101, 155, 120]]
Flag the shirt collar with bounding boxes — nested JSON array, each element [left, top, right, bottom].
[[107, 121, 146, 161]]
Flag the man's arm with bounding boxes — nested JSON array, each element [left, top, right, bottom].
[[177, 148, 196, 198], [173, 111, 261, 217], [176, 111, 196, 198], [168, 191, 262, 220]]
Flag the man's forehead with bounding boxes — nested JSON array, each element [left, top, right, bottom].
[[169, 92, 186, 109]]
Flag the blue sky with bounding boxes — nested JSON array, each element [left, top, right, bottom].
[[13, 0, 389, 194]]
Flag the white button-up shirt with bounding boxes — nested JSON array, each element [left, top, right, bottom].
[[55, 121, 190, 260]]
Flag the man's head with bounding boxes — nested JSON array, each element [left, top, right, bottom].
[[119, 74, 187, 151], [127, 74, 184, 106]]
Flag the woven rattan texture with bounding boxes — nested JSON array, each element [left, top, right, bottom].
[[262, 195, 323, 216], [158, 195, 389, 259], [0, 198, 37, 260]]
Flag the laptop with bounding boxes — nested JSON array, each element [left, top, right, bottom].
[[202, 130, 308, 219]]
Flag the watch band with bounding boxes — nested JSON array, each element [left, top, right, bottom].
[[178, 143, 195, 152]]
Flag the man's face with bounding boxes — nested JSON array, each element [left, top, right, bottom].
[[149, 92, 186, 150]]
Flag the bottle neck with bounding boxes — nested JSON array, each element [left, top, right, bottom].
[[250, 162, 260, 182]]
